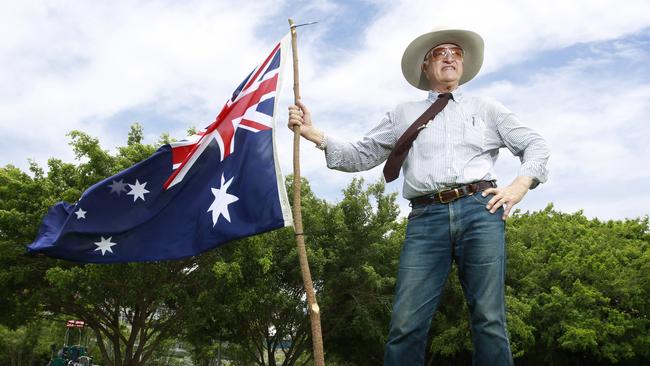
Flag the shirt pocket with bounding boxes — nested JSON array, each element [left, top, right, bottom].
[[463, 114, 485, 151]]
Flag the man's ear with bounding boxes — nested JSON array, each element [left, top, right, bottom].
[[421, 63, 430, 80]]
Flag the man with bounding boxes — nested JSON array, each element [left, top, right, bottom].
[[288, 27, 549, 366]]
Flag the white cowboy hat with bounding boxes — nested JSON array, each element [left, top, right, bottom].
[[401, 27, 484, 90]]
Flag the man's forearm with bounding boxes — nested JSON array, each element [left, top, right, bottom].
[[303, 128, 325, 146]]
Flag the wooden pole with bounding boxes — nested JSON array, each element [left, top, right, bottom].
[[288, 18, 325, 366]]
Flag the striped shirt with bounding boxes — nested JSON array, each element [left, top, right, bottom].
[[324, 89, 550, 199]]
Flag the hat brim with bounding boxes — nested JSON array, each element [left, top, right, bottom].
[[401, 29, 484, 91]]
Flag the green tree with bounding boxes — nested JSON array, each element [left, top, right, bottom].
[[2, 124, 649, 365], [319, 178, 403, 365], [0, 319, 67, 366], [0, 125, 219, 366], [0, 162, 55, 328], [506, 206, 649, 365], [185, 177, 404, 366], [184, 177, 329, 366]]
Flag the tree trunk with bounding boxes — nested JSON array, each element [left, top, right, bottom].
[[267, 337, 277, 366], [217, 340, 222, 366]]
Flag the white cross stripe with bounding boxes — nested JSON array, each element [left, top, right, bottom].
[[228, 63, 280, 106]]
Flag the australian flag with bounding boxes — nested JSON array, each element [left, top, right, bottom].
[[28, 35, 293, 263]]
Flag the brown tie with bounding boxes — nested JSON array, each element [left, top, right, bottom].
[[383, 93, 452, 182]]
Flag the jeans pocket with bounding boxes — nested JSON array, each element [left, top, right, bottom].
[[469, 192, 493, 205], [407, 206, 427, 220]]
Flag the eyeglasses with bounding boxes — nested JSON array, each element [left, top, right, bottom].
[[425, 46, 464, 62]]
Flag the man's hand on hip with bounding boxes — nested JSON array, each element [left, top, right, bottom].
[[481, 176, 534, 220]]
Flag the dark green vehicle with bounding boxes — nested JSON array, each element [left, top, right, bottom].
[[47, 320, 98, 366]]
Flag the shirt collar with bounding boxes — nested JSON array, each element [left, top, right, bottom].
[[427, 88, 463, 103]]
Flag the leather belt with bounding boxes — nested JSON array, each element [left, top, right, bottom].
[[409, 181, 496, 206]]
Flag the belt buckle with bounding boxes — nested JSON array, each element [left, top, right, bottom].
[[438, 188, 461, 204]]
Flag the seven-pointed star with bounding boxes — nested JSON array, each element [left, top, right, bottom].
[[94, 236, 117, 255], [74, 208, 86, 219], [127, 179, 150, 202], [108, 179, 128, 195], [207, 174, 239, 226]]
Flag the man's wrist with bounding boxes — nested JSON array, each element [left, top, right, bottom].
[[314, 130, 326, 150], [513, 176, 534, 189]]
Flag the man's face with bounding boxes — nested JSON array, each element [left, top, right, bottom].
[[422, 43, 464, 88]]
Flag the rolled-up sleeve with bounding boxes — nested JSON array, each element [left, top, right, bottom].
[[324, 112, 397, 172], [495, 110, 550, 188]]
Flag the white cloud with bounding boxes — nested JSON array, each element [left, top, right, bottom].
[[290, 0, 650, 219], [1, 0, 649, 220], [303, 0, 650, 107], [0, 0, 284, 167]]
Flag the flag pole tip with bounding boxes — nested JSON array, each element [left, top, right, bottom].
[[290, 21, 319, 29]]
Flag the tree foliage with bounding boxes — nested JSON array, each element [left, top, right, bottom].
[[319, 178, 403, 365], [183, 177, 328, 366], [505, 206, 649, 365], [0, 125, 648, 366], [0, 319, 66, 366], [0, 125, 216, 366], [424, 206, 649, 366]]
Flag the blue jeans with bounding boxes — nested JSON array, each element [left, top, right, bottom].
[[384, 193, 513, 366]]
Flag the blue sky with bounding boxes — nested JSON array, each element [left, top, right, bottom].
[[1, 0, 649, 220]]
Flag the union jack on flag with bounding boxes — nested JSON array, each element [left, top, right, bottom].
[[28, 35, 293, 263], [165, 40, 284, 189]]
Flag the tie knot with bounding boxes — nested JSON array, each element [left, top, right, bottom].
[[438, 93, 453, 100]]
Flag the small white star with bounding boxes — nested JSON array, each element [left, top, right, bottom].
[[74, 208, 86, 219], [94, 236, 117, 255], [108, 179, 128, 195], [127, 179, 150, 202], [207, 174, 239, 226]]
